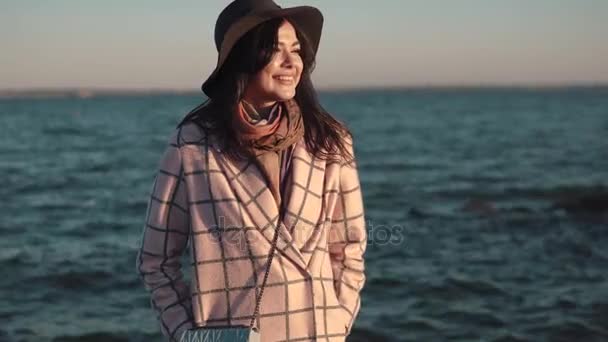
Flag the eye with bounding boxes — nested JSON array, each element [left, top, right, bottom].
[[292, 49, 302, 54]]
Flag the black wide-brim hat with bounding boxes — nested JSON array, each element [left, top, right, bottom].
[[201, 0, 324, 97]]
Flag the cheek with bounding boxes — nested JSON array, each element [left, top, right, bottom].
[[262, 67, 278, 88], [252, 71, 273, 91], [295, 60, 304, 82]]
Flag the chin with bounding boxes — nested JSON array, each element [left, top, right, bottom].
[[276, 90, 296, 101]]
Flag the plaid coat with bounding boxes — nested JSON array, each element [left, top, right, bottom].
[[136, 122, 367, 342]]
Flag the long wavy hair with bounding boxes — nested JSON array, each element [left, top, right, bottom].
[[177, 17, 353, 163]]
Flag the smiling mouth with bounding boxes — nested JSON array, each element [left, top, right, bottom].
[[273, 75, 295, 84]]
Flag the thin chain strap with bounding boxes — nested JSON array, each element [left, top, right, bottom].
[[248, 219, 282, 330]]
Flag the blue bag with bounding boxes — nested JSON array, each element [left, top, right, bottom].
[[179, 325, 260, 342]]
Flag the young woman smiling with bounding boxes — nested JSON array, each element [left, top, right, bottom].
[[136, 1, 367, 341]]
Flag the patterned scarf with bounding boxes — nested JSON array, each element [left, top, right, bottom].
[[233, 98, 305, 209]]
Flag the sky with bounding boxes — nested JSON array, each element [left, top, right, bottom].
[[1, 0, 607, 90]]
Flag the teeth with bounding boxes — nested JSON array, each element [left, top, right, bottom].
[[275, 76, 294, 81]]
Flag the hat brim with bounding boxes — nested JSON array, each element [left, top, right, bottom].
[[202, 6, 323, 97]]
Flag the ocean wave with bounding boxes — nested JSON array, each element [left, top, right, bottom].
[[42, 126, 84, 136], [404, 184, 608, 221], [409, 276, 511, 301], [525, 320, 608, 342], [429, 184, 607, 202], [30, 269, 115, 291], [491, 333, 531, 342], [51, 331, 158, 342], [347, 327, 394, 342]]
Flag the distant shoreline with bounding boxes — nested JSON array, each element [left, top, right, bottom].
[[1, 84, 607, 99]]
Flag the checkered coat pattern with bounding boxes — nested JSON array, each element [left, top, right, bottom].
[[136, 122, 367, 342]]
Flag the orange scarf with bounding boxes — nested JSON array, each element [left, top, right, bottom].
[[232, 99, 305, 209], [234, 100, 283, 140]]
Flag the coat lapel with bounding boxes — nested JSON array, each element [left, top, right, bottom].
[[213, 139, 308, 272], [281, 139, 327, 267]]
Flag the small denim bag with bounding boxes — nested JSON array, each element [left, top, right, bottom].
[[179, 325, 260, 342], [179, 217, 280, 342]]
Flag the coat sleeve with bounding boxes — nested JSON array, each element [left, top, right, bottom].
[[136, 130, 194, 342], [328, 135, 367, 335]]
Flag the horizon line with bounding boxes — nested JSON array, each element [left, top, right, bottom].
[[1, 82, 607, 99]]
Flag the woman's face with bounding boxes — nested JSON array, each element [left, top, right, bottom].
[[243, 20, 303, 108]]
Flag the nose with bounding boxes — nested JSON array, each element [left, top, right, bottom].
[[280, 51, 296, 68]]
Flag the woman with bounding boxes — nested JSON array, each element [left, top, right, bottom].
[[136, 1, 367, 341]]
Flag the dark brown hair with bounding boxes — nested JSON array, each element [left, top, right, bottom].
[[177, 17, 353, 163]]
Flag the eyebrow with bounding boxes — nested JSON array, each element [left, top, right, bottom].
[[277, 41, 301, 47]]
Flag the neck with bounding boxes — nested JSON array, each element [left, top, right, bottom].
[[242, 99, 277, 120]]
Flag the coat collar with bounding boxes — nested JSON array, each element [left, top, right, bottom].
[[212, 136, 326, 273]]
